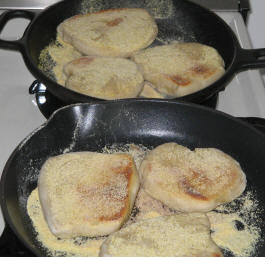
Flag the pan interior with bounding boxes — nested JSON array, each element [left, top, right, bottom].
[[1, 100, 265, 256], [26, 0, 235, 81]]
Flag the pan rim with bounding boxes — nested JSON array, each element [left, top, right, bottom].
[[47, 99, 265, 139]]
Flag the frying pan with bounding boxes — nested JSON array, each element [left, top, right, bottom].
[[1, 99, 265, 256], [0, 0, 265, 104]]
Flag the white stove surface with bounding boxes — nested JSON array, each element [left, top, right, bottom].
[[216, 13, 265, 118], [0, 10, 265, 236]]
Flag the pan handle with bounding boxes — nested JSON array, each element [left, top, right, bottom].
[[0, 10, 36, 51], [235, 48, 265, 71]]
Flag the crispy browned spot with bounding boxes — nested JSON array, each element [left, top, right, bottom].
[[189, 168, 212, 189], [76, 156, 134, 221], [111, 157, 134, 180], [100, 159, 133, 221], [168, 75, 191, 86], [191, 65, 215, 78], [180, 179, 208, 200], [192, 65, 208, 74], [77, 180, 128, 221], [71, 57, 94, 65], [106, 17, 123, 27], [99, 205, 127, 221]]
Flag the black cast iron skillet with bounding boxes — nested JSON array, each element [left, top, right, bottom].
[[1, 99, 265, 256], [0, 0, 265, 104]]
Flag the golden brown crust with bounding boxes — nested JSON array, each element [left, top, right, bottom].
[[139, 142, 246, 212], [180, 178, 208, 200], [167, 74, 191, 86], [57, 8, 158, 57], [106, 17, 124, 27], [98, 159, 133, 222], [132, 43, 225, 97], [38, 152, 140, 238]]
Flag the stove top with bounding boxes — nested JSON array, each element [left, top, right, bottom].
[[1, 0, 265, 253], [0, 0, 59, 10]]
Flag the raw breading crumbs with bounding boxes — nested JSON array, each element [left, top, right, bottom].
[[27, 189, 104, 257], [101, 144, 149, 170], [27, 144, 263, 257], [208, 190, 263, 257], [39, 36, 82, 85]]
